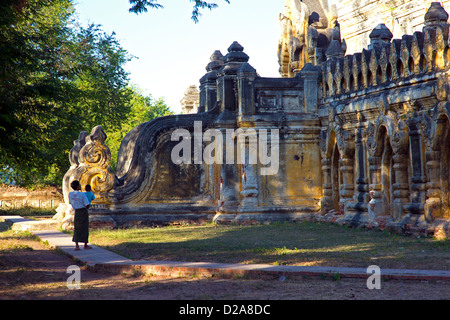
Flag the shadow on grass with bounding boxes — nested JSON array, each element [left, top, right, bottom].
[[89, 222, 450, 270]]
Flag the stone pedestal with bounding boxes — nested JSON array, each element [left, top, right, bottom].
[[391, 154, 410, 220], [425, 151, 442, 222], [320, 159, 333, 214], [368, 156, 385, 219], [339, 158, 354, 214], [239, 163, 259, 209]]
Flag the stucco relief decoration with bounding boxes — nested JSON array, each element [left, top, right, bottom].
[[278, 0, 338, 76], [68, 131, 88, 168], [420, 111, 435, 151], [436, 73, 449, 102], [391, 119, 409, 155], [336, 123, 355, 158], [319, 128, 329, 158], [429, 101, 450, 150], [78, 126, 116, 202], [365, 122, 377, 157]]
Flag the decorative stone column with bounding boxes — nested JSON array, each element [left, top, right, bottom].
[[406, 115, 427, 213], [343, 126, 369, 224], [390, 119, 411, 222], [219, 165, 240, 212], [365, 123, 384, 220], [239, 162, 259, 209], [424, 150, 442, 222], [336, 126, 355, 215], [218, 128, 240, 212], [216, 42, 250, 114], [391, 154, 410, 220], [339, 158, 354, 214], [368, 156, 384, 219], [354, 126, 369, 204], [199, 50, 224, 112], [320, 158, 333, 214]]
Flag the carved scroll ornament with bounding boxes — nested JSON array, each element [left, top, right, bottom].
[[78, 126, 116, 199]]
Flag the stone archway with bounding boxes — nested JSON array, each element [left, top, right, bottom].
[[331, 143, 341, 211], [367, 122, 393, 219], [434, 113, 450, 219], [423, 103, 450, 221], [441, 121, 450, 218], [380, 132, 393, 216]]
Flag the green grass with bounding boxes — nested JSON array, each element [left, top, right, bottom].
[[87, 221, 450, 270], [0, 226, 41, 253], [0, 206, 55, 217]]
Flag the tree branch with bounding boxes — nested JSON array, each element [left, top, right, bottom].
[[128, 0, 230, 23]]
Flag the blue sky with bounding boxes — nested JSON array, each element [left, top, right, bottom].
[[74, 0, 285, 113]]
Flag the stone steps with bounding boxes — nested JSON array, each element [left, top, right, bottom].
[[1, 216, 61, 231]]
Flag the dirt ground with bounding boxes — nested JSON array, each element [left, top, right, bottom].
[[0, 236, 449, 302]]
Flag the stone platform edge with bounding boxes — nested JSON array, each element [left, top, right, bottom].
[[87, 260, 450, 282], [3, 216, 449, 282]]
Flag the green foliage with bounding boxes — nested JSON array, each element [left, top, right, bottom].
[[0, 0, 174, 187], [128, 0, 163, 13], [0, 0, 77, 186], [72, 24, 134, 132], [106, 88, 174, 169], [128, 0, 230, 23]]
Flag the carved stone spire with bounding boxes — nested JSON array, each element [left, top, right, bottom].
[[369, 23, 393, 49], [206, 50, 224, 72], [325, 21, 346, 60], [423, 2, 449, 32], [225, 41, 249, 63], [218, 41, 250, 76], [180, 85, 200, 114]]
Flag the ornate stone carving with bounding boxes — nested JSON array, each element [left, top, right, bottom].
[[78, 126, 116, 201], [391, 119, 410, 155], [420, 111, 434, 151], [69, 131, 88, 168], [335, 124, 355, 158], [436, 73, 449, 101], [63, 126, 116, 205], [389, 41, 400, 80], [278, 0, 340, 76], [180, 85, 200, 114], [365, 122, 377, 157]]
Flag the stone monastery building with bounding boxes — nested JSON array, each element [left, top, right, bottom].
[[60, 1, 450, 238]]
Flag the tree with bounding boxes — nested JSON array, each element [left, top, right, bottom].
[[0, 0, 178, 187], [128, 0, 230, 23], [0, 0, 79, 186], [106, 88, 174, 169], [0, 0, 155, 187], [71, 24, 134, 134]]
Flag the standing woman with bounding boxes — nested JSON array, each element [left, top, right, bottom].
[[68, 180, 91, 251]]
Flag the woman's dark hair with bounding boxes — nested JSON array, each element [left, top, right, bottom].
[[85, 184, 92, 192], [70, 180, 80, 190]]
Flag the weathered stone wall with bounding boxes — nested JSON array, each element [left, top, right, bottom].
[[56, 1, 450, 238], [336, 0, 450, 54], [59, 41, 325, 228], [0, 187, 63, 210], [317, 2, 450, 237]]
